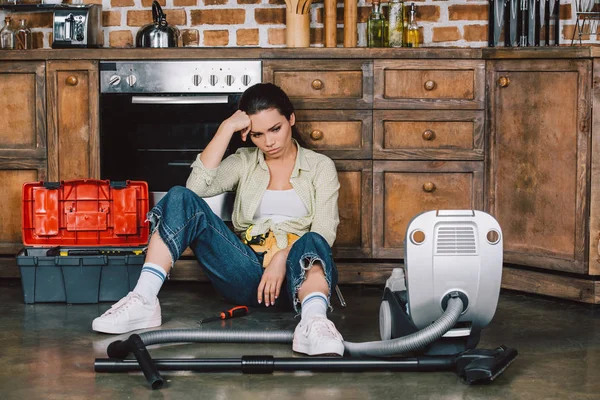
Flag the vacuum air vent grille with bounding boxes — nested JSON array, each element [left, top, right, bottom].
[[435, 226, 477, 255]]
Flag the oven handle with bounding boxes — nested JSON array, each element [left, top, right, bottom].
[[131, 95, 229, 105]]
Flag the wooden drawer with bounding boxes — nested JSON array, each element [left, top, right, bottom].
[[333, 160, 373, 258], [373, 161, 483, 258], [295, 110, 372, 159], [374, 60, 485, 109], [373, 110, 484, 160], [263, 60, 373, 109]]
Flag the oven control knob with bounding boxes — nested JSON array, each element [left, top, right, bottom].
[[193, 75, 202, 86], [109, 75, 121, 86], [126, 75, 137, 87], [241, 75, 252, 86], [209, 75, 219, 86], [225, 75, 235, 86]]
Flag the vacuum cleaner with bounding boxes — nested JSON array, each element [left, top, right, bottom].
[[94, 210, 518, 389]]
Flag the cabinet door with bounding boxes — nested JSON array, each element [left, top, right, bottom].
[[333, 160, 372, 258], [46, 60, 99, 181], [487, 60, 591, 274], [373, 161, 484, 258], [0, 61, 47, 256]]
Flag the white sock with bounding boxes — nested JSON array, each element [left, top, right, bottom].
[[301, 292, 328, 320], [133, 262, 167, 303]]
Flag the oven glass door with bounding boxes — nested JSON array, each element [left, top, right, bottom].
[[100, 93, 249, 192]]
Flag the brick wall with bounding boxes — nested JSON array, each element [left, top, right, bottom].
[[0, 1, 584, 49]]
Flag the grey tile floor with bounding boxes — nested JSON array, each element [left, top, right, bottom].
[[0, 279, 598, 399]]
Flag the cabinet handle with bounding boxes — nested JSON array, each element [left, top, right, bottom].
[[498, 76, 510, 88], [422, 129, 435, 141], [424, 80, 436, 91], [311, 79, 324, 90], [310, 129, 324, 141], [66, 75, 79, 86], [422, 182, 436, 193]]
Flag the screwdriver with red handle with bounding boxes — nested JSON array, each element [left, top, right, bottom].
[[198, 306, 249, 324]]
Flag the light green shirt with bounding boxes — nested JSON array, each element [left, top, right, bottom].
[[186, 141, 340, 249]]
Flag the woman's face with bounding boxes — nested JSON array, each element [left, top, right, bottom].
[[248, 108, 296, 160]]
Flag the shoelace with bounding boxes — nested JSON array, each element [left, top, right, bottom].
[[303, 318, 343, 341], [102, 293, 142, 316]]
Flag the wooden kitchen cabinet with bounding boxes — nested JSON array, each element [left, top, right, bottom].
[[373, 161, 484, 258], [46, 60, 99, 181], [0, 61, 47, 257], [486, 59, 591, 274]]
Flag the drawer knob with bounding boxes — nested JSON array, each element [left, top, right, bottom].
[[66, 75, 79, 86], [424, 80, 436, 91], [311, 79, 324, 90], [422, 129, 435, 141], [310, 129, 324, 141], [422, 182, 436, 193], [498, 76, 510, 88]]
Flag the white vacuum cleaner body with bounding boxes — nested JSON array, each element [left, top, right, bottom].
[[379, 210, 503, 353], [406, 210, 503, 331]]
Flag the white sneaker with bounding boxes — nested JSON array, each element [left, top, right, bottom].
[[293, 317, 345, 356], [92, 292, 162, 334]]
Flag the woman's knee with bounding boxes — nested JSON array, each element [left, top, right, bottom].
[[164, 186, 196, 202], [297, 232, 331, 252], [160, 186, 209, 209]]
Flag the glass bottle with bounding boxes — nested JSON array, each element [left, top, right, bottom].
[[367, 0, 385, 48], [406, 2, 419, 48], [15, 19, 31, 50], [382, 3, 389, 47], [388, 0, 404, 47], [0, 17, 15, 50]]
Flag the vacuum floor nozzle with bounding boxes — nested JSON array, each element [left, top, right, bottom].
[[455, 346, 519, 384]]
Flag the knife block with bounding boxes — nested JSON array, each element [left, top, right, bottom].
[[285, 0, 314, 47]]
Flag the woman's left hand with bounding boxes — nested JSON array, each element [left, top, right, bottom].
[[257, 249, 289, 306]]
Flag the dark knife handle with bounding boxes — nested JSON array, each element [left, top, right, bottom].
[[553, 0, 560, 46], [544, 0, 550, 45], [534, 0, 540, 46], [489, 0, 495, 47]]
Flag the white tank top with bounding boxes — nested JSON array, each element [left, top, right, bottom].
[[253, 189, 308, 224]]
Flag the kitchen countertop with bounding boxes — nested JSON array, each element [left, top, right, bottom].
[[0, 47, 595, 61]]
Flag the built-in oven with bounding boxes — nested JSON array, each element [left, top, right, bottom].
[[99, 60, 262, 219]]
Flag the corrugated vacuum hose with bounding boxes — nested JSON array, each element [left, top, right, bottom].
[[94, 296, 517, 389]]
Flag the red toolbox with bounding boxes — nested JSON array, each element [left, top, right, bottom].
[[17, 179, 150, 304]]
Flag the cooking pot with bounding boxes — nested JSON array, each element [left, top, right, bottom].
[[136, 1, 180, 48]]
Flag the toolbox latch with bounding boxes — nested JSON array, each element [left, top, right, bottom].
[[42, 181, 61, 189], [110, 181, 128, 189]]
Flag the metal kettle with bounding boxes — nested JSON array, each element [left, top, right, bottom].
[[136, 1, 180, 48]]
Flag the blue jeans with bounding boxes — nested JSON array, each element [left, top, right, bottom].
[[147, 186, 338, 313]]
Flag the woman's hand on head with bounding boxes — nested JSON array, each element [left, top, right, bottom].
[[222, 110, 252, 141], [257, 250, 288, 307]]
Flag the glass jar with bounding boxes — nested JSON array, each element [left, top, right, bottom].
[[0, 17, 15, 50], [15, 19, 31, 50], [388, 0, 404, 47]]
